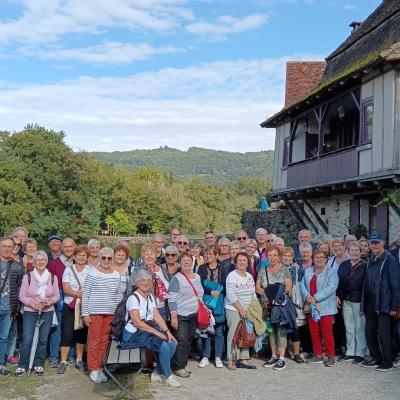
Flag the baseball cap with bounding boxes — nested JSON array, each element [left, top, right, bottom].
[[48, 234, 61, 242], [368, 233, 382, 243]]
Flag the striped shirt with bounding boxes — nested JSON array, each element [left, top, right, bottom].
[[82, 269, 121, 316]]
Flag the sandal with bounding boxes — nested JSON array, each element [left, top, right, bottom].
[[227, 361, 236, 370]]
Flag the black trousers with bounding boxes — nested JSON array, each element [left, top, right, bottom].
[[298, 324, 313, 354], [60, 305, 88, 347], [171, 313, 197, 370], [364, 303, 393, 367]]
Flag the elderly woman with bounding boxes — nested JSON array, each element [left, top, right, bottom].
[[58, 245, 90, 374], [318, 241, 334, 258], [230, 240, 241, 259], [225, 252, 256, 370], [300, 251, 339, 367], [22, 238, 38, 273], [15, 251, 60, 376], [82, 247, 121, 383], [244, 239, 260, 280], [113, 243, 131, 297], [168, 252, 204, 378], [197, 245, 228, 368], [337, 243, 367, 363], [164, 246, 180, 279], [257, 246, 292, 370], [189, 240, 204, 273], [122, 270, 179, 388], [358, 239, 370, 261], [87, 239, 101, 270]]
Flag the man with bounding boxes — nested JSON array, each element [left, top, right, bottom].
[[345, 234, 358, 251], [234, 230, 248, 249], [204, 231, 216, 246], [12, 227, 28, 259], [152, 233, 166, 265], [47, 234, 62, 263], [47, 238, 76, 367], [255, 228, 268, 261], [294, 229, 312, 265], [175, 235, 189, 254], [168, 228, 181, 247], [217, 237, 231, 270], [0, 237, 23, 376], [361, 234, 400, 371]]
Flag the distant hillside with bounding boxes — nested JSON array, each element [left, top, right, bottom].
[[92, 147, 274, 185]]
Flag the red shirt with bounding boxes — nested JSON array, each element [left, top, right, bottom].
[[310, 273, 318, 296], [48, 258, 67, 289]]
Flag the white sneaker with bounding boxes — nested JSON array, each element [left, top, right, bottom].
[[198, 357, 209, 368], [98, 370, 108, 382], [150, 372, 163, 383], [90, 370, 102, 383], [165, 374, 180, 388], [215, 357, 224, 368]]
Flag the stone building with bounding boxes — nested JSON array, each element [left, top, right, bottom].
[[261, 0, 400, 244]]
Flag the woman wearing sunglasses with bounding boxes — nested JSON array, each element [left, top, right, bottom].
[[82, 247, 121, 383]]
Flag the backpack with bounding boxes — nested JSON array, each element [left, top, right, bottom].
[[111, 288, 155, 341]]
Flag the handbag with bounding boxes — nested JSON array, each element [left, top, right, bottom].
[[232, 318, 256, 360], [181, 272, 211, 330], [68, 266, 84, 330]]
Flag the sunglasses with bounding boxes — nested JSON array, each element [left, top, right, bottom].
[[166, 253, 177, 257], [266, 239, 274, 243], [237, 237, 247, 240], [101, 256, 113, 261], [177, 241, 188, 245]]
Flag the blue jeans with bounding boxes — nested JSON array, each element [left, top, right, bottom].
[[48, 292, 63, 362], [122, 329, 176, 377], [342, 300, 366, 357], [6, 318, 18, 358], [19, 311, 53, 369], [202, 323, 224, 358], [0, 297, 12, 366]]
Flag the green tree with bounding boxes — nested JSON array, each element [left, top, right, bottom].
[[106, 209, 137, 235]]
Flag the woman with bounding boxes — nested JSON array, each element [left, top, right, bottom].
[[168, 252, 204, 378], [82, 247, 121, 383], [21, 238, 38, 273], [113, 243, 131, 297], [230, 240, 241, 259], [164, 246, 180, 279], [257, 246, 292, 370], [121, 270, 180, 388], [11, 236, 22, 262], [337, 243, 367, 363], [282, 247, 306, 363], [197, 245, 227, 368], [225, 252, 257, 370], [244, 239, 260, 280], [87, 239, 101, 270], [358, 239, 370, 261], [189, 241, 204, 273], [318, 241, 334, 258], [15, 251, 60, 376], [300, 251, 339, 367], [58, 245, 90, 374]]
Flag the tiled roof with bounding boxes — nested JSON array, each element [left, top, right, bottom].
[[285, 62, 326, 108]]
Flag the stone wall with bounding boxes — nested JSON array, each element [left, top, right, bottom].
[[242, 209, 302, 246]]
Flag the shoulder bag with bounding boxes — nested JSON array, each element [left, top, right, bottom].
[[232, 318, 256, 360], [68, 266, 84, 330]]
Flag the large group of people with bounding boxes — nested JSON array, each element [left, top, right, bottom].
[[0, 226, 399, 389]]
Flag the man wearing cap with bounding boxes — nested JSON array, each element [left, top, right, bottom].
[[47, 234, 62, 263], [361, 233, 400, 371]]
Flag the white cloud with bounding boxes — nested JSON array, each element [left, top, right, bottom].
[[20, 42, 180, 65], [186, 14, 269, 38], [343, 3, 357, 10], [0, 54, 322, 152], [0, 0, 193, 45]]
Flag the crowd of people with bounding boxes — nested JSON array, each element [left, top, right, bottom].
[[0, 226, 399, 389]]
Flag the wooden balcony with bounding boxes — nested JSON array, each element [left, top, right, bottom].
[[286, 147, 359, 189]]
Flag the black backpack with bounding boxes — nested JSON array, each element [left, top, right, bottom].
[[111, 288, 155, 341]]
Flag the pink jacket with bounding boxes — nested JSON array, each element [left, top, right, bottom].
[[19, 273, 60, 313]]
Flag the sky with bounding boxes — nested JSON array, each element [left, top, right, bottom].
[[0, 0, 382, 152]]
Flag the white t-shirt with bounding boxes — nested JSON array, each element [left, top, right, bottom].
[[125, 292, 157, 333], [62, 265, 89, 305]]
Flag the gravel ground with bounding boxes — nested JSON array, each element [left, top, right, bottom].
[[152, 358, 400, 400]]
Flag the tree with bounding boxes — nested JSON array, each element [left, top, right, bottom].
[[106, 209, 136, 236]]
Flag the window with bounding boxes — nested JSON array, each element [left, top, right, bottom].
[[283, 137, 290, 166], [361, 99, 373, 144]]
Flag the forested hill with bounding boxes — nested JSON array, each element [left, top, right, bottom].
[[92, 147, 274, 185]]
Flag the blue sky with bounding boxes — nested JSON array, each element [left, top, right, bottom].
[[0, 0, 381, 152]]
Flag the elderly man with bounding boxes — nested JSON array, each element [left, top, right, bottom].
[[204, 231, 216, 246], [217, 237, 231, 269], [48, 238, 76, 367], [361, 234, 400, 371], [175, 235, 189, 254], [168, 228, 181, 247], [294, 229, 313, 265], [47, 234, 62, 263], [0, 237, 24, 376], [345, 235, 358, 251], [234, 230, 248, 249], [255, 228, 268, 261]]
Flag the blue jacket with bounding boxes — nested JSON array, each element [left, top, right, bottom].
[[300, 266, 338, 317]]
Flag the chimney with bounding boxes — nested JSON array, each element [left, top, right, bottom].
[[349, 21, 362, 32]]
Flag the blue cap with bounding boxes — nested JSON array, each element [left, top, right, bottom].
[[368, 233, 382, 243]]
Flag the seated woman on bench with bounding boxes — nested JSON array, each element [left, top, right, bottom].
[[121, 269, 180, 388]]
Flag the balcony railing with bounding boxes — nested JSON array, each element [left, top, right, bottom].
[[286, 147, 359, 189]]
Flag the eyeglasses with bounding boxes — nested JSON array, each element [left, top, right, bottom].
[[166, 253, 177, 257], [177, 241, 188, 245], [266, 239, 274, 243], [35, 259, 47, 263], [237, 237, 247, 240], [101, 256, 113, 261], [314, 256, 326, 260]]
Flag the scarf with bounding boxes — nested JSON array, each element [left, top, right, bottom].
[[32, 268, 50, 300], [145, 264, 169, 301]]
